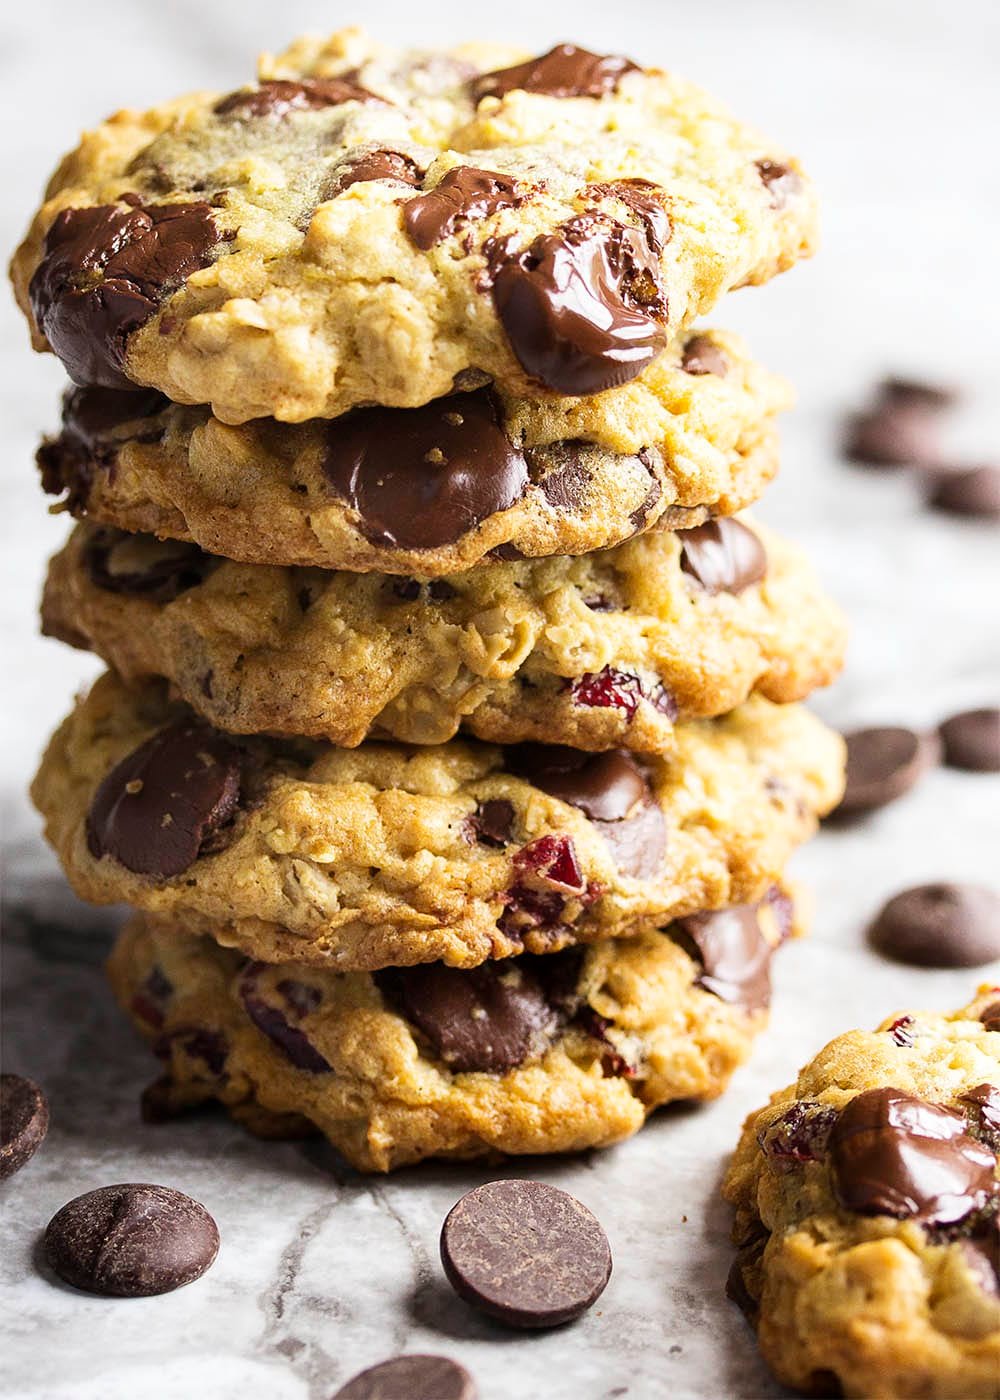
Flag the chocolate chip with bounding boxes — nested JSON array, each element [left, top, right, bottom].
[[489, 213, 667, 395], [157, 1027, 228, 1077], [44, 1183, 219, 1295], [469, 798, 516, 847], [333, 1355, 477, 1400], [332, 149, 423, 194], [834, 726, 939, 815], [471, 44, 638, 101], [537, 446, 592, 511], [755, 159, 804, 208], [38, 384, 168, 512], [960, 1084, 1000, 1143], [0, 1075, 49, 1180], [323, 388, 529, 549], [678, 519, 767, 595], [843, 378, 952, 469], [29, 201, 229, 389], [585, 179, 671, 254], [961, 1221, 1000, 1295], [214, 77, 378, 117], [375, 961, 559, 1073], [681, 335, 729, 376], [927, 465, 1000, 520], [86, 720, 242, 878], [939, 708, 1000, 772], [981, 1002, 1000, 1033], [882, 378, 958, 411], [673, 904, 775, 1013], [404, 167, 522, 250], [84, 528, 216, 602], [238, 964, 331, 1073], [829, 1088, 997, 1225], [868, 883, 1000, 968], [628, 463, 662, 531], [440, 1179, 612, 1327]]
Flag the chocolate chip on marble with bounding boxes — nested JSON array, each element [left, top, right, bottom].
[[469, 798, 516, 847], [939, 708, 1000, 772], [868, 883, 1000, 968], [238, 964, 331, 1073], [86, 720, 242, 878], [331, 149, 424, 195], [84, 527, 217, 603], [375, 961, 559, 1073], [489, 212, 667, 396], [0, 1075, 49, 1180], [829, 1088, 997, 1225], [214, 77, 379, 117], [927, 465, 1000, 520], [404, 167, 522, 250], [834, 726, 939, 816], [681, 335, 729, 376], [29, 201, 230, 389], [673, 904, 776, 1013], [470, 44, 638, 101], [44, 1183, 219, 1295], [755, 159, 803, 207], [333, 1355, 477, 1400], [842, 378, 952, 469], [440, 1179, 612, 1327], [323, 388, 529, 549], [678, 519, 767, 595]]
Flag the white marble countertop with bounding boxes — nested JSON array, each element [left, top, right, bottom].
[[2, 2, 998, 1397]]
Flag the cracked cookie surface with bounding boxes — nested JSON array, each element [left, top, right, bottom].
[[36, 328, 789, 575], [32, 670, 844, 970], [110, 887, 798, 1171], [12, 29, 816, 423], [42, 515, 845, 752], [723, 990, 1000, 1399]]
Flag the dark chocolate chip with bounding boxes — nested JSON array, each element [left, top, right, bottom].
[[981, 1002, 1000, 1033], [673, 904, 774, 1013], [157, 1027, 228, 1077], [375, 961, 559, 1073], [469, 798, 516, 847], [334, 1355, 477, 1400], [489, 213, 667, 395], [323, 388, 529, 549], [332, 149, 423, 194], [868, 883, 1000, 968], [881, 378, 958, 411], [628, 463, 662, 531], [440, 1179, 612, 1327], [960, 1084, 1000, 1144], [214, 77, 379, 117], [681, 335, 729, 376], [829, 1088, 997, 1224], [403, 167, 522, 250], [238, 964, 331, 1073], [29, 202, 228, 389], [38, 384, 168, 512], [842, 379, 952, 469], [755, 159, 804, 207], [471, 44, 638, 101], [44, 1183, 219, 1295], [961, 1222, 1000, 1295], [537, 447, 592, 511], [86, 720, 242, 878], [585, 179, 671, 254], [939, 708, 1000, 772], [927, 465, 1000, 520], [0, 1075, 49, 1180], [834, 726, 939, 815], [84, 527, 216, 602], [678, 519, 767, 596]]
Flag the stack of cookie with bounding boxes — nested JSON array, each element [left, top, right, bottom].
[[14, 30, 846, 1171]]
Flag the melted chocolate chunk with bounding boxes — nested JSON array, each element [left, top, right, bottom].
[[960, 1084, 1000, 1144], [29, 201, 229, 389], [628, 464, 662, 530], [681, 335, 729, 376], [86, 720, 242, 878], [238, 965, 331, 1073], [471, 44, 639, 101], [490, 213, 668, 395], [679, 519, 767, 595], [673, 904, 774, 1012], [37, 384, 168, 513], [586, 180, 671, 254], [755, 159, 804, 208], [537, 448, 591, 511], [375, 961, 559, 1073], [829, 1088, 998, 1225], [961, 1218, 1000, 1293], [84, 528, 216, 603], [404, 167, 522, 250], [469, 798, 516, 847], [323, 388, 529, 549], [332, 149, 423, 194], [214, 77, 379, 117]]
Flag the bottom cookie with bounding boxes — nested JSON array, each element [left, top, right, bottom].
[[110, 889, 797, 1172], [723, 989, 1000, 1399]]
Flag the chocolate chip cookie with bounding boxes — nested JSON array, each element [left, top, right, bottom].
[[36, 328, 789, 575], [12, 29, 816, 423], [723, 989, 1000, 1399], [110, 886, 798, 1170], [42, 515, 845, 751], [31, 670, 844, 970]]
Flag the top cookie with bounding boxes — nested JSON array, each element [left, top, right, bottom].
[[11, 28, 817, 423]]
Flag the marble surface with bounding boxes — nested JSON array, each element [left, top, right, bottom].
[[2, 2, 998, 1397]]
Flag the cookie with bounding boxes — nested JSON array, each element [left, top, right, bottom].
[[723, 989, 1000, 1399], [42, 515, 846, 752], [32, 670, 844, 970], [110, 886, 798, 1170], [12, 29, 816, 423], [36, 328, 789, 576]]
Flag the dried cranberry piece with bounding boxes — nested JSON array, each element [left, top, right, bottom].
[[888, 1015, 915, 1047], [759, 1102, 838, 1163], [570, 668, 642, 718], [514, 834, 586, 894], [154, 1027, 228, 1076], [276, 980, 322, 1019], [130, 967, 173, 1028], [238, 965, 331, 1073], [574, 1006, 636, 1077]]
